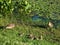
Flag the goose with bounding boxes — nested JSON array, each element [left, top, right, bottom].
[[48, 22, 54, 28], [6, 24, 15, 29]]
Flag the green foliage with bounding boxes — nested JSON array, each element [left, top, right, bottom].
[[0, 0, 13, 15], [0, 0, 60, 45], [0, 0, 31, 18], [0, 0, 60, 20], [0, 25, 59, 45]]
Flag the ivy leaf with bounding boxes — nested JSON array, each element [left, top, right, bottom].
[[0, 0, 2, 2], [9, 0, 11, 3], [25, 4, 31, 10]]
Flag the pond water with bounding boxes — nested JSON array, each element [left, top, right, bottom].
[[32, 15, 48, 21], [31, 15, 60, 29], [31, 15, 49, 25]]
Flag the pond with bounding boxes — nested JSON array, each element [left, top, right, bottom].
[[31, 15, 49, 25], [31, 15, 60, 29]]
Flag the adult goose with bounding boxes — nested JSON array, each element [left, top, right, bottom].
[[6, 24, 15, 29]]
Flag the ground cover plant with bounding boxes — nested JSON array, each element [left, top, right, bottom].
[[0, 0, 60, 45]]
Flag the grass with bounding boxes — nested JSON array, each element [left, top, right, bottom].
[[0, 0, 60, 45], [0, 23, 60, 45]]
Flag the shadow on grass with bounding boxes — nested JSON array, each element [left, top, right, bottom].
[[31, 25, 48, 29], [0, 26, 5, 29]]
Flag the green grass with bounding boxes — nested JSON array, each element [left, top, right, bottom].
[[0, 0, 60, 45], [0, 24, 59, 45]]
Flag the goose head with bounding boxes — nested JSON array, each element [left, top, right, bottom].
[[48, 22, 54, 28]]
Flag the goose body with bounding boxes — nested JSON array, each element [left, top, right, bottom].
[[6, 24, 15, 29], [48, 22, 54, 28]]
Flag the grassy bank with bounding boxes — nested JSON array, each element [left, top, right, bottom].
[[0, 0, 60, 45]]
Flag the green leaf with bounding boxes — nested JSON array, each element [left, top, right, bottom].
[[0, 0, 2, 2]]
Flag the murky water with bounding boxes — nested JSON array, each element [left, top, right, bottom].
[[31, 15, 60, 29]]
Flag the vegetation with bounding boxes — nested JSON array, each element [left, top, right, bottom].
[[0, 0, 60, 45]]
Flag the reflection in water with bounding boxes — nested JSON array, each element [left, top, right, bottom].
[[51, 19, 60, 29], [32, 15, 40, 20], [32, 15, 48, 24], [31, 15, 49, 28], [32, 15, 48, 21], [31, 15, 60, 29]]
